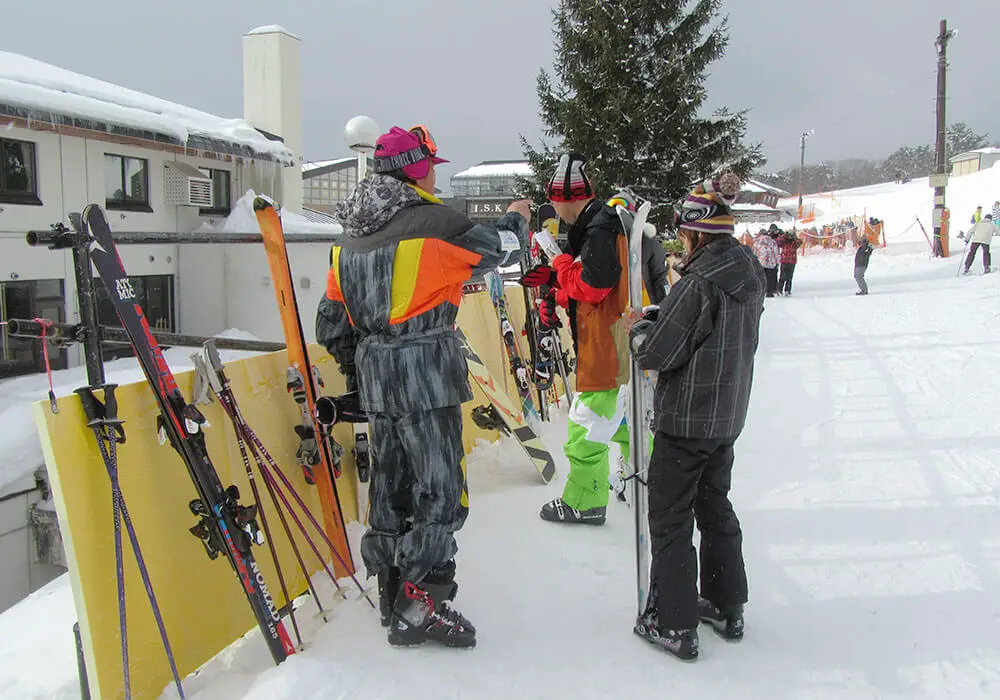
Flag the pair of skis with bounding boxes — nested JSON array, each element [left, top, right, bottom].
[[485, 270, 541, 428], [526, 205, 575, 407], [615, 201, 654, 617], [84, 205, 299, 668], [253, 198, 366, 548]]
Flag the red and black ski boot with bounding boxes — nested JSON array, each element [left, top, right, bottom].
[[388, 566, 475, 648]]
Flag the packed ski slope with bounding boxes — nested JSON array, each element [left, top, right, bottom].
[[1, 245, 998, 699]]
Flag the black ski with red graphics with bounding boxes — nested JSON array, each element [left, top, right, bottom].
[[83, 203, 296, 665]]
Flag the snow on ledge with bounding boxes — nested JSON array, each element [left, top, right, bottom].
[[0, 51, 294, 165], [245, 25, 300, 39]]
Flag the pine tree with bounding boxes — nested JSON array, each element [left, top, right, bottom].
[[519, 0, 764, 218]]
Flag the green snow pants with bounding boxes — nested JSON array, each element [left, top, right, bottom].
[[562, 388, 631, 510]]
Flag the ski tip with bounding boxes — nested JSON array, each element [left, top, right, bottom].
[[252, 196, 274, 213]]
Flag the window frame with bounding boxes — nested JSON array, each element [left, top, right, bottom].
[[104, 153, 153, 212], [197, 167, 232, 217], [0, 137, 42, 206]]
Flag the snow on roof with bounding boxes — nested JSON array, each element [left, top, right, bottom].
[[744, 178, 790, 197], [451, 161, 534, 180], [0, 51, 294, 165], [949, 147, 1000, 162], [245, 25, 300, 39], [301, 157, 356, 174]]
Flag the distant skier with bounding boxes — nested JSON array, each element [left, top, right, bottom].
[[963, 214, 995, 275], [972, 205, 983, 225], [628, 174, 765, 661], [316, 125, 530, 648], [521, 153, 632, 526], [777, 230, 803, 295], [752, 228, 780, 297], [992, 200, 1000, 224], [854, 236, 874, 295]]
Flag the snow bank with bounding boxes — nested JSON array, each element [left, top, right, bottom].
[[196, 190, 343, 236], [0, 52, 294, 165], [773, 165, 1000, 247]]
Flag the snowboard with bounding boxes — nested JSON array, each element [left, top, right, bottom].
[[616, 201, 654, 616], [253, 197, 356, 577], [455, 327, 556, 484]]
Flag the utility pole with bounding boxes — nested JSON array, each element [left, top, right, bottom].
[[932, 19, 955, 257], [796, 130, 813, 223]]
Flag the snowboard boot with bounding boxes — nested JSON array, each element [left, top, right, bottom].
[[539, 498, 606, 526], [377, 567, 401, 627], [698, 597, 744, 641], [633, 609, 699, 662], [388, 561, 474, 648]]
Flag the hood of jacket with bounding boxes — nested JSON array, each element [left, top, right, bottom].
[[678, 236, 765, 302], [335, 174, 428, 238]]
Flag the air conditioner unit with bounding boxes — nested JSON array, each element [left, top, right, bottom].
[[164, 162, 214, 208]]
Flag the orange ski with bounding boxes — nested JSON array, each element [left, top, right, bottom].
[[253, 197, 355, 578]]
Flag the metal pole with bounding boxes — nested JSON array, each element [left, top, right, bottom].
[[356, 151, 368, 182], [932, 19, 954, 258], [797, 132, 807, 215], [28, 230, 340, 246]]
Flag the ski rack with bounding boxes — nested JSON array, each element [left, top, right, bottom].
[[23, 216, 346, 697], [6, 318, 285, 354]]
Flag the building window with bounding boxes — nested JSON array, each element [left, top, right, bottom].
[[198, 168, 232, 216], [0, 279, 67, 379], [104, 154, 151, 212], [95, 274, 174, 361], [0, 138, 42, 206]]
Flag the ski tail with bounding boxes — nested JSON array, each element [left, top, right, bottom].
[[83, 203, 295, 664]]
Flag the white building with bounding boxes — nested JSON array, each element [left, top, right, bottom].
[[0, 25, 341, 612], [451, 160, 533, 219]]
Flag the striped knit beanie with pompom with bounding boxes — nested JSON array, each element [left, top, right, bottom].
[[677, 172, 742, 235]]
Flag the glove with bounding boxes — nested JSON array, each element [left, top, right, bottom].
[[640, 304, 659, 324], [537, 290, 562, 332], [520, 264, 553, 288]]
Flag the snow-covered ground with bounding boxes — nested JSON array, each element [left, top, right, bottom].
[[2, 247, 998, 699], [768, 162, 1000, 249]]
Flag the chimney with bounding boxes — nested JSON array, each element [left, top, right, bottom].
[[242, 25, 303, 212]]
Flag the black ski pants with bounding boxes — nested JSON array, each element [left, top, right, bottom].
[[647, 433, 747, 630], [764, 266, 779, 297], [360, 406, 469, 584], [778, 263, 796, 294], [964, 242, 991, 273]]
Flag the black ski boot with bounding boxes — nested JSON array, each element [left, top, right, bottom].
[[388, 562, 474, 648], [377, 567, 401, 627], [698, 597, 744, 641], [539, 498, 606, 526], [633, 609, 698, 662]]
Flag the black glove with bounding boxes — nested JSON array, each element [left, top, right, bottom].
[[640, 305, 659, 324], [521, 264, 553, 288]]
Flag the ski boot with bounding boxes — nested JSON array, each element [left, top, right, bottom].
[[377, 567, 401, 627], [388, 562, 474, 648], [539, 498, 606, 526], [698, 597, 744, 641], [633, 608, 699, 662]]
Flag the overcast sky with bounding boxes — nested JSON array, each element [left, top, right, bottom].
[[5, 0, 998, 184]]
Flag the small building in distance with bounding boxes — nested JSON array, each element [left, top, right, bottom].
[[450, 160, 533, 220], [950, 148, 1000, 177]]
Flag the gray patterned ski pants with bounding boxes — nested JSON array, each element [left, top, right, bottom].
[[360, 406, 469, 583]]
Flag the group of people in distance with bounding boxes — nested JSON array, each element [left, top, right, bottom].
[[316, 124, 764, 662], [751, 222, 874, 297]]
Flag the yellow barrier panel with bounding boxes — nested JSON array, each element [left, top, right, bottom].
[[35, 349, 358, 700]]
